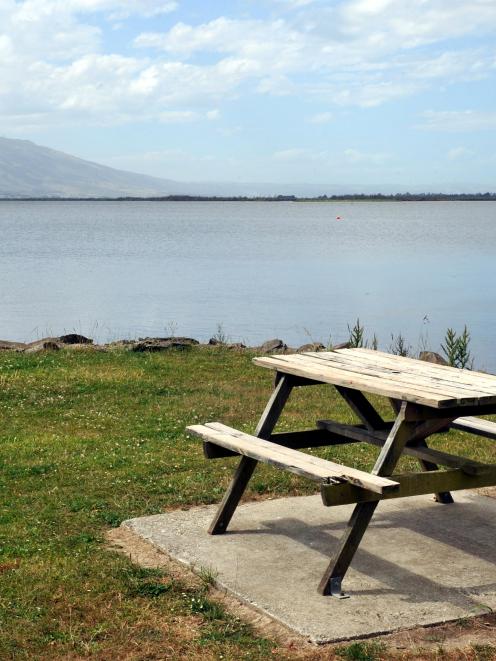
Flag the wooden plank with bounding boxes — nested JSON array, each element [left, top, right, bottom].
[[187, 422, 399, 494], [404, 402, 496, 420], [202, 428, 360, 458], [317, 419, 489, 475], [321, 466, 496, 506], [254, 355, 451, 408], [301, 352, 496, 399], [451, 416, 496, 440], [342, 348, 496, 390], [253, 354, 495, 408]]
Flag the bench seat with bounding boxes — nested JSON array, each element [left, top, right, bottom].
[[451, 416, 496, 440], [187, 422, 399, 495]]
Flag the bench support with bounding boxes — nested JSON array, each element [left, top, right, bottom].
[[208, 374, 294, 534]]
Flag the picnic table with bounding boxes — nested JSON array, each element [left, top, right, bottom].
[[188, 348, 496, 597]]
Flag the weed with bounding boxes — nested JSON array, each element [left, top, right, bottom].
[[441, 326, 474, 369], [165, 320, 179, 338], [472, 643, 496, 660], [336, 640, 386, 660], [389, 333, 412, 357], [198, 565, 218, 588], [123, 565, 175, 598], [212, 323, 228, 344], [348, 318, 366, 348]]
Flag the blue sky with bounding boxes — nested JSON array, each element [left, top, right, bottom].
[[1, 0, 496, 190]]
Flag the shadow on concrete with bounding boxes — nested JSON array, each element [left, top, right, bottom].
[[227, 498, 496, 607]]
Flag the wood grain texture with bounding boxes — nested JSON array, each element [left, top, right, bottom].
[[187, 422, 399, 494], [253, 348, 496, 409], [320, 466, 496, 506], [451, 416, 496, 439]]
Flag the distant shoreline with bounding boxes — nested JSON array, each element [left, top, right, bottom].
[[1, 193, 496, 202]]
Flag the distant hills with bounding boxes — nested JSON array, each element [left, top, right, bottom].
[[0, 137, 188, 198], [0, 136, 493, 199]]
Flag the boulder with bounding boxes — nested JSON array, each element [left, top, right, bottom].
[[58, 334, 93, 345], [419, 351, 448, 366], [258, 338, 287, 353], [138, 336, 199, 346], [63, 343, 106, 352], [227, 342, 247, 350], [24, 340, 62, 354], [132, 339, 193, 352], [208, 337, 224, 346], [104, 339, 138, 348], [0, 340, 27, 351], [332, 342, 351, 350], [297, 342, 326, 353]]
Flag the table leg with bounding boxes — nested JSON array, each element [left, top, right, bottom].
[[389, 398, 453, 504], [318, 401, 416, 596], [208, 374, 293, 535]]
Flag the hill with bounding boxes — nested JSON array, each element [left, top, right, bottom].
[[0, 137, 186, 198]]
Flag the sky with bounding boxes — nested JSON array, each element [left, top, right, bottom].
[[1, 0, 496, 190]]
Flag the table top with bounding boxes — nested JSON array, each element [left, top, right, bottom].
[[253, 348, 496, 409]]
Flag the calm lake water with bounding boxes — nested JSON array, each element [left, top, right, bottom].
[[1, 200, 495, 369]]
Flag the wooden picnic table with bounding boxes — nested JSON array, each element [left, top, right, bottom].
[[188, 348, 496, 597]]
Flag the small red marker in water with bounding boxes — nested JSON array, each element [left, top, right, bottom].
[[336, 216, 342, 220]]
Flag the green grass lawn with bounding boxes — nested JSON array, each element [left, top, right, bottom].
[[0, 347, 494, 660]]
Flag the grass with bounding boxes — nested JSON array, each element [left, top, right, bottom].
[[0, 346, 495, 659]]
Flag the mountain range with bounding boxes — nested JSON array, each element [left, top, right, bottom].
[[0, 136, 490, 198]]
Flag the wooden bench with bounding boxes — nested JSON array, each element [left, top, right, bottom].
[[187, 422, 399, 494], [188, 421, 496, 508], [451, 415, 496, 440]]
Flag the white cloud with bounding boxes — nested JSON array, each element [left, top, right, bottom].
[[1, 0, 496, 130], [418, 110, 496, 132]]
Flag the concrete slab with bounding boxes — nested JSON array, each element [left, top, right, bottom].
[[122, 492, 496, 643]]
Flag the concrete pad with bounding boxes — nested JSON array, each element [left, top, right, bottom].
[[122, 492, 496, 643]]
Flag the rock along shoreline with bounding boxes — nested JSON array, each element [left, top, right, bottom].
[[0, 334, 350, 355]]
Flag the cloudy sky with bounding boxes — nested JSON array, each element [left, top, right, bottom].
[[1, 0, 496, 189]]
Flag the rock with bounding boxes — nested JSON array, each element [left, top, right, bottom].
[[24, 340, 62, 354], [297, 342, 325, 353], [132, 339, 193, 352], [332, 342, 351, 350], [104, 339, 138, 348], [58, 333, 93, 345], [138, 336, 199, 346], [63, 343, 106, 352], [0, 340, 27, 351], [208, 337, 224, 346], [227, 342, 246, 350], [419, 351, 448, 366], [258, 339, 287, 353]]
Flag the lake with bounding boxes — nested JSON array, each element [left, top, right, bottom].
[[1, 200, 495, 369]]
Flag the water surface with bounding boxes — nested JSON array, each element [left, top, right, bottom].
[[1, 200, 495, 369]]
